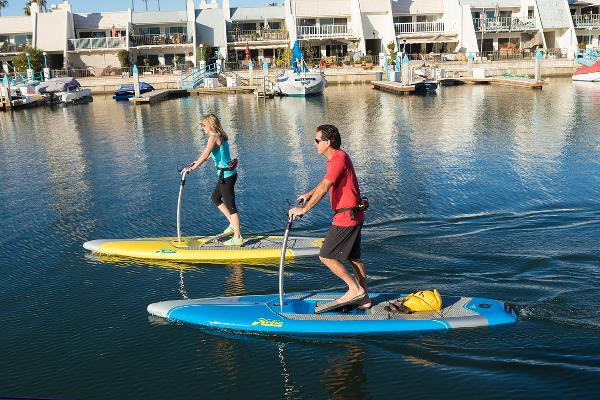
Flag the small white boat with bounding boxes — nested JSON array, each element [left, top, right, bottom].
[[274, 40, 327, 97], [36, 77, 93, 104], [572, 61, 600, 82], [9, 85, 46, 107], [58, 88, 93, 104], [274, 69, 326, 97]]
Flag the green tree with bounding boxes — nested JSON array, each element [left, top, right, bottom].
[[117, 49, 131, 68], [12, 46, 44, 71], [0, 1, 8, 17]]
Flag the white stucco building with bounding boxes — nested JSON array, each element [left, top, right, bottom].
[[1, 0, 597, 73]]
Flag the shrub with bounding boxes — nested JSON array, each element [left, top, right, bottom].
[[12, 46, 44, 72]]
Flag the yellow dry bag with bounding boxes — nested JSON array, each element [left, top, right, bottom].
[[401, 289, 443, 312]]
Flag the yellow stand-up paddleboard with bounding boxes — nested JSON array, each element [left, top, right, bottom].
[[84, 168, 323, 263], [83, 235, 323, 263]]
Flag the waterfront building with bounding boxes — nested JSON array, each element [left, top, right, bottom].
[[0, 0, 591, 75], [569, 1, 600, 50]]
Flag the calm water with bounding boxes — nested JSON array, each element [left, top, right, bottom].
[[1, 80, 599, 399]]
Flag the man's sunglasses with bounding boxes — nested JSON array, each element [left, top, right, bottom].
[[315, 138, 328, 144]]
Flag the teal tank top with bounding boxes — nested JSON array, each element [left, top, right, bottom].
[[210, 139, 236, 179]]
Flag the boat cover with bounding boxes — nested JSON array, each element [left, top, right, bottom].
[[36, 77, 80, 94], [114, 82, 154, 95]]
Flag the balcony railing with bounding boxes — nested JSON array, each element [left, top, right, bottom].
[[395, 21, 445, 34], [0, 42, 29, 54], [473, 17, 536, 32], [573, 14, 600, 28], [68, 37, 126, 51], [130, 33, 191, 47], [227, 29, 289, 43], [297, 25, 354, 39]]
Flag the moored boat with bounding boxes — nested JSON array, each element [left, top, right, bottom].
[[113, 82, 154, 100], [572, 61, 600, 82], [36, 77, 93, 104], [274, 41, 326, 97], [414, 80, 438, 93]]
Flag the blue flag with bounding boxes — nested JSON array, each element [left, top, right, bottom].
[[291, 41, 308, 73]]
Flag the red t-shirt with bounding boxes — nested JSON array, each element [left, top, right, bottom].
[[324, 149, 364, 227]]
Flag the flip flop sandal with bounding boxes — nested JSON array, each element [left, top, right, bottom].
[[315, 293, 367, 314], [385, 301, 414, 314]]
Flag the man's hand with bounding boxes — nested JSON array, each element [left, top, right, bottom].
[[288, 207, 306, 220], [296, 193, 311, 205]]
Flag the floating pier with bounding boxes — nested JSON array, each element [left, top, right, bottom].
[[129, 89, 188, 104], [371, 81, 416, 94], [438, 77, 545, 89], [188, 86, 255, 95]]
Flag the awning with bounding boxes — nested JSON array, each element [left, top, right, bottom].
[[399, 34, 459, 44]]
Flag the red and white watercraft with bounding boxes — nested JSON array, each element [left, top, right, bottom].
[[572, 61, 600, 82]]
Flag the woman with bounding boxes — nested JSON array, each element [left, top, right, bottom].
[[185, 114, 243, 246]]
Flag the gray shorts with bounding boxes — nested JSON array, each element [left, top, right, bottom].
[[319, 223, 362, 261]]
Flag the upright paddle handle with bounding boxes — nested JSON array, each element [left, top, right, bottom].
[[176, 168, 189, 244], [278, 200, 304, 309]]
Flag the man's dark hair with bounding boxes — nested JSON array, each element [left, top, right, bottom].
[[316, 124, 341, 149]]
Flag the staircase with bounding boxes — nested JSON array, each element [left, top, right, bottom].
[[180, 63, 217, 89]]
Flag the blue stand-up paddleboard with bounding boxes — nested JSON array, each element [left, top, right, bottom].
[[148, 208, 517, 335]]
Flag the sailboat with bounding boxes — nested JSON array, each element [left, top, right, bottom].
[[274, 41, 326, 96]]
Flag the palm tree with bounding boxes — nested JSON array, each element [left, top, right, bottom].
[[24, 0, 47, 15], [142, 0, 148, 11], [268, 2, 278, 5], [157, 0, 160, 11], [0, 1, 8, 17]]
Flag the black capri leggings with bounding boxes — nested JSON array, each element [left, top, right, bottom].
[[211, 173, 238, 214]]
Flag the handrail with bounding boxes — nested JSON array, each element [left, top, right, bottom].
[[131, 33, 191, 46], [296, 25, 353, 39], [227, 29, 289, 43], [0, 43, 29, 54], [473, 16, 536, 32], [180, 63, 217, 89], [394, 21, 444, 34], [572, 14, 600, 28], [68, 37, 126, 50]]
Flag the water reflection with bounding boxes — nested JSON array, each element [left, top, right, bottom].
[[322, 343, 367, 400]]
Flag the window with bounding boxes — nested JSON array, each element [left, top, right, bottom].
[[394, 16, 412, 24], [499, 11, 511, 18], [239, 23, 256, 31], [165, 53, 185, 65], [269, 21, 281, 29], [297, 18, 316, 26], [79, 31, 106, 39], [167, 26, 186, 35], [529, 7, 535, 18], [320, 18, 334, 26], [416, 15, 435, 22], [148, 54, 159, 65], [325, 44, 347, 57], [138, 27, 161, 35], [14, 35, 31, 45]]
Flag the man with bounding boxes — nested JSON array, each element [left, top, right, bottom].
[[289, 124, 370, 312]]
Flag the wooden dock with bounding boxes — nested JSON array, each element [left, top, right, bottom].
[[188, 86, 255, 95], [438, 76, 545, 89], [129, 88, 188, 104], [372, 81, 416, 94]]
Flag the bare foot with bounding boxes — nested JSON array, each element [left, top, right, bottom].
[[336, 288, 366, 304]]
